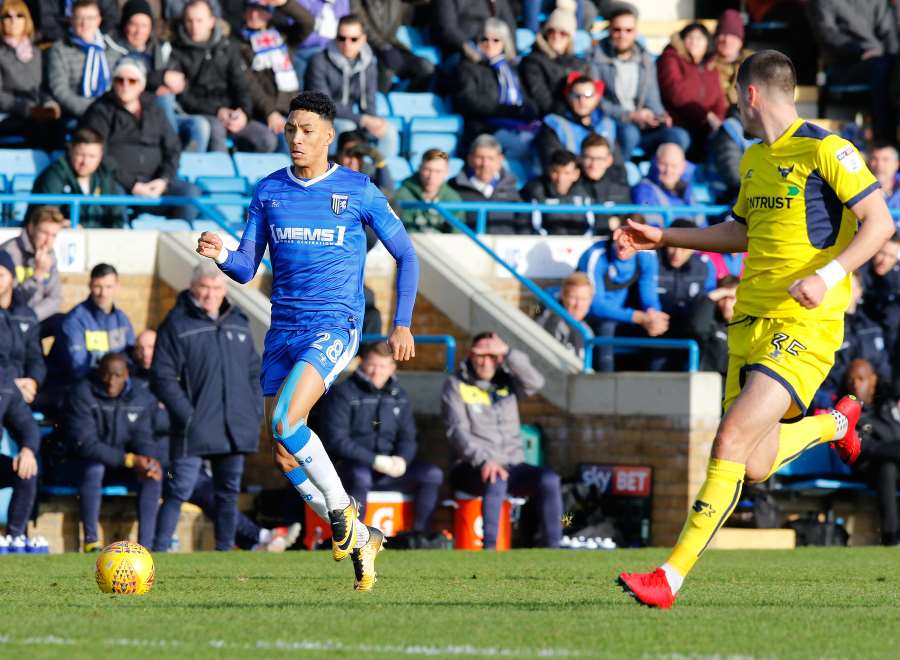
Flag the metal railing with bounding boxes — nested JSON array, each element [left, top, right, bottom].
[[398, 200, 732, 234], [361, 334, 457, 373], [585, 337, 700, 373], [1, 191, 724, 373]]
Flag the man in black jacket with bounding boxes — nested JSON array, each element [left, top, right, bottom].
[[0, 251, 45, 407], [0, 373, 41, 544], [63, 352, 162, 551], [579, 133, 630, 236], [150, 262, 263, 551], [166, 0, 278, 153], [81, 58, 201, 221], [685, 274, 738, 381], [449, 134, 522, 234], [521, 149, 592, 235], [322, 342, 442, 532], [845, 359, 900, 545]]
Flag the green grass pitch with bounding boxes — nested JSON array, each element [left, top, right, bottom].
[[0, 547, 898, 658]]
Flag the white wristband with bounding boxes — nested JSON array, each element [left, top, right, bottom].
[[214, 247, 229, 265], [815, 259, 847, 290]]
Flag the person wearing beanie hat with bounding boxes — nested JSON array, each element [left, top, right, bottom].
[[521, 7, 590, 116], [523, 0, 584, 34], [712, 9, 751, 106], [105, 0, 174, 94]]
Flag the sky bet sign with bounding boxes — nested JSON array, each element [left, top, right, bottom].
[[577, 464, 652, 497]]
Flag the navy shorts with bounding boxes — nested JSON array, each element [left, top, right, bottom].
[[261, 315, 360, 397]]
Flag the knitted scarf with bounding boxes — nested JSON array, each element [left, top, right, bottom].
[[489, 54, 523, 107], [241, 27, 299, 92], [70, 32, 110, 98]]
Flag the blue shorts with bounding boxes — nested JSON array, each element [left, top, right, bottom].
[[261, 317, 360, 397]]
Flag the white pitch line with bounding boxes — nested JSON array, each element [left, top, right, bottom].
[[0, 635, 594, 657]]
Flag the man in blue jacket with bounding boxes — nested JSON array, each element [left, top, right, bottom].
[[590, 4, 689, 160], [0, 251, 45, 407], [45, 262, 135, 390], [0, 373, 41, 545], [64, 352, 162, 551], [150, 262, 263, 552], [576, 214, 669, 371], [322, 342, 442, 533]]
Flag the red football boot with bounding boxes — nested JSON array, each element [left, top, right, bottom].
[[618, 568, 676, 609], [830, 395, 862, 465]]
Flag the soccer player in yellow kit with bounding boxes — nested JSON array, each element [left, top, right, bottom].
[[615, 50, 895, 608]]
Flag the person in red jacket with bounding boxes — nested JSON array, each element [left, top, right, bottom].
[[657, 22, 726, 161]]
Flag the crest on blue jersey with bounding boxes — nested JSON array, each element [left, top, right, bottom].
[[331, 193, 349, 215]]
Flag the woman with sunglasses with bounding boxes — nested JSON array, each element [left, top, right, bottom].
[[453, 17, 538, 163], [520, 7, 589, 117], [0, 0, 62, 147]]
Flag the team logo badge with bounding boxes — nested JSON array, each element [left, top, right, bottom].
[[127, 412, 138, 423], [331, 193, 349, 215], [692, 500, 716, 517], [777, 164, 794, 179]]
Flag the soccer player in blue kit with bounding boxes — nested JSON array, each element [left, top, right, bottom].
[[196, 91, 419, 592]]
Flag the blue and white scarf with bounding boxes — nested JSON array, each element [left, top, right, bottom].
[[242, 28, 299, 93], [70, 32, 110, 98], [489, 54, 523, 107]]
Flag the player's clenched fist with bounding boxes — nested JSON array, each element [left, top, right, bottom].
[[388, 325, 415, 361], [788, 275, 827, 309], [197, 231, 223, 259], [613, 219, 664, 259]]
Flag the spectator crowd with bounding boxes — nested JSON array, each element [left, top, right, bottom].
[[4, 0, 900, 550]]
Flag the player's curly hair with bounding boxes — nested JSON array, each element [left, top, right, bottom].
[[289, 91, 337, 123]]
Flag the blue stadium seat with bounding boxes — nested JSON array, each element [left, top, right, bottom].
[[42, 485, 131, 497], [196, 194, 247, 224], [690, 183, 712, 204], [396, 25, 424, 49], [412, 46, 440, 66], [0, 149, 50, 179], [191, 219, 226, 233], [130, 215, 192, 231], [503, 159, 532, 190], [387, 92, 447, 119], [9, 174, 35, 222], [376, 92, 392, 117], [195, 176, 248, 194], [233, 152, 291, 184], [624, 161, 641, 187], [447, 157, 464, 178], [574, 29, 592, 55], [515, 28, 536, 53], [773, 443, 868, 495], [409, 115, 464, 134], [384, 117, 405, 157], [385, 157, 413, 182], [178, 152, 236, 181], [408, 132, 459, 160]]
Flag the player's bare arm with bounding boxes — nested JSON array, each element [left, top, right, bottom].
[[789, 192, 895, 309], [613, 217, 748, 259]]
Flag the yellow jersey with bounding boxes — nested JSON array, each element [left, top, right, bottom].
[[731, 118, 879, 320]]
